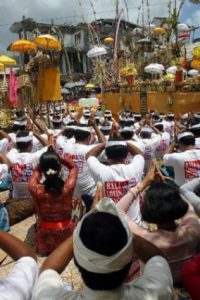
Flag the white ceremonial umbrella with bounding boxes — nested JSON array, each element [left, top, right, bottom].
[[166, 66, 177, 74], [188, 69, 199, 76], [87, 46, 107, 58], [144, 63, 164, 74]]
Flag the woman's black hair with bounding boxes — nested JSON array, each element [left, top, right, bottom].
[[16, 130, 32, 151], [179, 135, 195, 146], [141, 182, 189, 223], [39, 147, 64, 194], [75, 212, 130, 290]]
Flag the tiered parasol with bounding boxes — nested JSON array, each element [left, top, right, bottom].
[[11, 39, 37, 53], [34, 34, 61, 51]]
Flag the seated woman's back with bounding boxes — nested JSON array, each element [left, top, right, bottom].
[[128, 182, 200, 285]]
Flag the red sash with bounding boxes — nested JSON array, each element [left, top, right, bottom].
[[40, 219, 73, 230]]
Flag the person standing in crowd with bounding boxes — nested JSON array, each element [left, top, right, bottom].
[[163, 131, 200, 186], [28, 147, 77, 255]]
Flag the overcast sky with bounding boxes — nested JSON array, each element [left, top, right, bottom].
[[0, 0, 199, 53]]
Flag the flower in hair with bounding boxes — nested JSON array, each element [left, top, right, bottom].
[[46, 169, 57, 175]]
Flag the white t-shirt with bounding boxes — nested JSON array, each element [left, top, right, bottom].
[[162, 120, 175, 136], [56, 140, 96, 198], [0, 164, 8, 181], [35, 256, 173, 300], [155, 132, 170, 159], [0, 138, 9, 154], [7, 147, 47, 199], [87, 155, 144, 222], [163, 149, 200, 186], [0, 257, 38, 300], [140, 135, 161, 172], [195, 137, 200, 149]]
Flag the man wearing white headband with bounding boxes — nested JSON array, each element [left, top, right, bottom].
[[163, 131, 200, 186], [56, 119, 105, 211], [35, 198, 173, 300], [138, 125, 161, 173], [86, 140, 144, 223], [6, 130, 48, 225]]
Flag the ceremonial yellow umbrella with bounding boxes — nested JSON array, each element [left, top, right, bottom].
[[0, 63, 5, 71], [11, 39, 37, 53], [120, 65, 137, 77], [192, 46, 200, 58], [191, 59, 200, 70], [85, 83, 95, 89], [0, 55, 17, 66], [34, 34, 61, 51], [154, 27, 166, 35], [104, 37, 114, 44]]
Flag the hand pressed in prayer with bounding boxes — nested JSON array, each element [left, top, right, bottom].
[[92, 182, 104, 208], [143, 160, 164, 188]]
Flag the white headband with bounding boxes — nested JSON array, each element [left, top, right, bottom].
[[100, 125, 112, 131], [119, 127, 133, 132], [189, 124, 200, 129], [140, 126, 153, 133], [194, 113, 200, 119], [181, 113, 188, 120], [106, 141, 127, 148], [73, 198, 133, 274], [76, 126, 91, 133], [16, 132, 33, 143], [178, 131, 194, 141], [14, 120, 27, 126]]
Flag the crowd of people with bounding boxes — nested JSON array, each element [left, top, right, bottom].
[[0, 104, 200, 299]]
